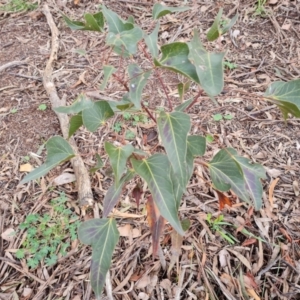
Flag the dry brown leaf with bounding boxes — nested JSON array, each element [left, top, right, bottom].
[[227, 248, 251, 270], [242, 238, 257, 247], [269, 0, 278, 3], [215, 190, 232, 210], [22, 287, 33, 299], [19, 163, 34, 172], [268, 178, 279, 208], [266, 168, 282, 178], [247, 288, 261, 300], [293, 180, 299, 196], [54, 173, 76, 185], [136, 273, 151, 289], [110, 209, 144, 218], [1, 228, 15, 242]]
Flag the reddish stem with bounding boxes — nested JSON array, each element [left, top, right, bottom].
[[156, 70, 173, 111], [142, 102, 156, 123], [185, 89, 203, 111]]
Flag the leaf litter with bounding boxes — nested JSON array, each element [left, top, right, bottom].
[[1, 0, 300, 299]]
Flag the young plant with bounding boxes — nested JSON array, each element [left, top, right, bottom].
[[16, 193, 80, 268], [19, 4, 300, 298], [0, 0, 37, 12]]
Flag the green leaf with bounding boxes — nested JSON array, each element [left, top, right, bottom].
[[20, 137, 75, 184], [177, 81, 190, 102], [100, 65, 116, 90], [158, 111, 191, 191], [174, 98, 193, 112], [152, 3, 190, 19], [264, 80, 300, 119], [144, 23, 160, 58], [232, 156, 266, 210], [68, 113, 83, 138], [221, 13, 239, 35], [187, 136, 206, 156], [208, 148, 248, 203], [206, 134, 214, 143], [90, 154, 104, 174], [106, 27, 144, 55], [63, 12, 104, 32], [188, 30, 225, 96], [104, 142, 134, 184], [78, 218, 119, 298], [38, 104, 47, 111], [128, 64, 151, 109], [131, 154, 184, 235], [103, 171, 134, 217], [206, 8, 223, 41], [213, 113, 223, 121], [154, 42, 199, 84], [102, 5, 134, 34], [224, 114, 233, 120], [83, 101, 114, 132], [54, 95, 93, 114]]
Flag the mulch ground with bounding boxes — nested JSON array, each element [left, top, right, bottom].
[[1, 0, 300, 299]]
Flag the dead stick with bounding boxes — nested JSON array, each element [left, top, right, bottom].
[[0, 60, 27, 73], [42, 4, 93, 207]]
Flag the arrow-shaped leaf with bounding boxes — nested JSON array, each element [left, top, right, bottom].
[[188, 29, 225, 96], [100, 65, 116, 90], [104, 142, 134, 184], [187, 135, 206, 157], [82, 101, 114, 132], [101, 4, 134, 34], [154, 42, 199, 84], [158, 111, 190, 191], [54, 94, 93, 114], [206, 8, 223, 41], [128, 64, 151, 109], [106, 26, 144, 55], [208, 148, 248, 202], [103, 171, 135, 217], [131, 154, 184, 235], [264, 79, 300, 119], [69, 113, 83, 138], [63, 12, 104, 32], [20, 136, 75, 184], [231, 156, 266, 210], [152, 3, 190, 19], [78, 218, 119, 298], [144, 22, 160, 58]]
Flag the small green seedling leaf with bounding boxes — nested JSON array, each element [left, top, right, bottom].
[[128, 64, 151, 109], [104, 142, 134, 184], [264, 79, 300, 119], [68, 113, 83, 138], [213, 114, 223, 121], [188, 29, 225, 97], [10, 108, 18, 114], [78, 218, 119, 298], [100, 65, 116, 90], [158, 111, 191, 192], [224, 114, 233, 120], [20, 136, 75, 184], [38, 104, 47, 111], [90, 154, 104, 174], [63, 12, 104, 32], [154, 42, 199, 84], [206, 134, 214, 143], [152, 3, 190, 19], [82, 101, 114, 132], [131, 154, 184, 235], [103, 171, 135, 217], [207, 8, 223, 41], [221, 13, 239, 35], [144, 22, 160, 58]]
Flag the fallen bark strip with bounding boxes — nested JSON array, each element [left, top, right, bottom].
[[0, 60, 27, 73], [42, 4, 93, 207]]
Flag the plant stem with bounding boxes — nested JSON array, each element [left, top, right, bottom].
[[156, 70, 173, 111], [142, 102, 156, 123], [185, 89, 203, 111], [112, 74, 129, 92]]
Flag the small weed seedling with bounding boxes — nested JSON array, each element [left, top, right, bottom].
[[16, 193, 80, 269], [224, 60, 237, 70], [254, 0, 267, 16], [10, 108, 18, 114], [206, 213, 238, 244], [0, 0, 37, 12], [38, 104, 47, 111], [212, 113, 234, 121]]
